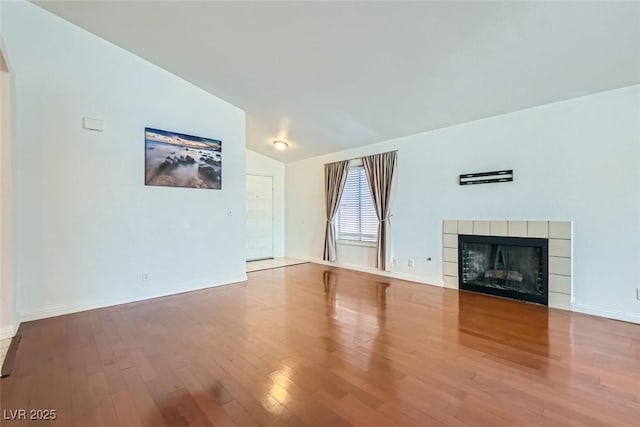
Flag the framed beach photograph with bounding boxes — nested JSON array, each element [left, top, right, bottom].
[[145, 127, 222, 189]]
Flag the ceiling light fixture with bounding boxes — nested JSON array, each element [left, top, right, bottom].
[[273, 140, 288, 151]]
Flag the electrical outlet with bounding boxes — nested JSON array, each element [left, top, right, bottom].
[[142, 272, 149, 282], [392, 256, 397, 264], [408, 258, 414, 268], [637, 287, 640, 301]]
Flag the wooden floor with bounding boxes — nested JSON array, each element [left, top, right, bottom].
[[1, 263, 639, 426]]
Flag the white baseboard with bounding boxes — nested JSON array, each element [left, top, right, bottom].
[[304, 257, 444, 287], [571, 303, 640, 324], [19, 274, 248, 323], [0, 323, 20, 340]]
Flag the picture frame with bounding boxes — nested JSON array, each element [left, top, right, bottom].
[[144, 127, 222, 189]]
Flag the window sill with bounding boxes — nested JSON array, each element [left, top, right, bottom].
[[337, 239, 377, 248]]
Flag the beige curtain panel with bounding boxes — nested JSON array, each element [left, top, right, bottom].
[[363, 151, 397, 271], [323, 160, 350, 261]]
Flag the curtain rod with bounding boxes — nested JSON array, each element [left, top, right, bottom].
[[324, 149, 398, 165]]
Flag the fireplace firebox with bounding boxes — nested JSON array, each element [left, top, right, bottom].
[[458, 235, 548, 305]]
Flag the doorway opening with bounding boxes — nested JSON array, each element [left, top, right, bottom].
[[246, 174, 274, 261]]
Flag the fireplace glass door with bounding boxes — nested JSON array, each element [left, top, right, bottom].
[[458, 235, 548, 305]]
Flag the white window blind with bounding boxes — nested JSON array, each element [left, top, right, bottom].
[[336, 166, 378, 243]]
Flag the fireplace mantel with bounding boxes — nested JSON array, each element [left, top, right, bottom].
[[443, 220, 572, 310]]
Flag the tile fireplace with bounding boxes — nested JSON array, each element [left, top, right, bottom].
[[443, 220, 572, 310]]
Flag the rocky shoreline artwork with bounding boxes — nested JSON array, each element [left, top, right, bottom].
[[145, 127, 222, 189]]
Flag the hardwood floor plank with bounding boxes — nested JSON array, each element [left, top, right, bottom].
[[111, 389, 144, 427], [222, 399, 260, 427], [120, 366, 168, 427], [174, 366, 238, 427], [170, 388, 214, 427]]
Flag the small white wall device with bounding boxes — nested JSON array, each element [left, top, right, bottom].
[[82, 117, 104, 132]]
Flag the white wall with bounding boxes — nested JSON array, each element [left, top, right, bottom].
[[286, 85, 640, 322], [246, 149, 285, 257], [0, 46, 17, 338], [3, 1, 247, 321]]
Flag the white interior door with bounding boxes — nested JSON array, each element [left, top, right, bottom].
[[246, 175, 273, 261]]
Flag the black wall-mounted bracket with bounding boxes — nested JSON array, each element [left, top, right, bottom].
[[459, 169, 513, 185]]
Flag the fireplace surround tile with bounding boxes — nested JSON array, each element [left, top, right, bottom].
[[490, 221, 508, 236], [444, 275, 458, 289], [527, 221, 549, 238], [443, 220, 458, 234], [458, 220, 473, 234], [549, 274, 572, 294], [507, 221, 527, 237], [549, 291, 571, 310], [549, 239, 571, 257], [444, 247, 457, 262], [473, 221, 490, 235], [443, 233, 458, 248], [443, 261, 458, 277], [549, 256, 571, 276], [549, 221, 572, 239]]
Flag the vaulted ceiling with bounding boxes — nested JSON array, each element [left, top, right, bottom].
[[35, 1, 640, 162]]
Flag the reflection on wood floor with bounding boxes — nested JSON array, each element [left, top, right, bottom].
[[1, 263, 639, 426]]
